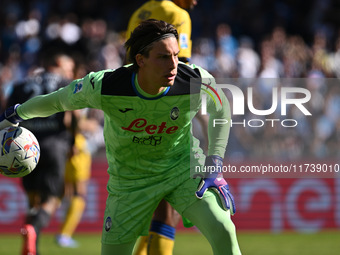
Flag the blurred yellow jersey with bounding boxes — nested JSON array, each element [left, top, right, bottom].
[[65, 133, 91, 182], [127, 0, 192, 62]]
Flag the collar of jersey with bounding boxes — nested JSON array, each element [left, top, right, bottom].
[[132, 72, 170, 100]]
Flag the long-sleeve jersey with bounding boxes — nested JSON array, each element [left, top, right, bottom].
[[16, 62, 231, 191]]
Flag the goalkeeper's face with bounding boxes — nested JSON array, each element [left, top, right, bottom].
[[137, 36, 179, 91]]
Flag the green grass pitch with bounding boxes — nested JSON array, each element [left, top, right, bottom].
[[0, 231, 339, 255]]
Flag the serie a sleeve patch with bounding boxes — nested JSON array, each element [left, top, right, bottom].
[[179, 33, 189, 49]]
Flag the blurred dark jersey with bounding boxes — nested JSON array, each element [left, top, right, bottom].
[[7, 71, 71, 141]]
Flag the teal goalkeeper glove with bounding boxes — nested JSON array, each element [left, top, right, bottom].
[[0, 104, 23, 130], [195, 155, 236, 215]]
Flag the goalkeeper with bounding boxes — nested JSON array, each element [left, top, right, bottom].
[[126, 2, 203, 254], [0, 19, 242, 255]]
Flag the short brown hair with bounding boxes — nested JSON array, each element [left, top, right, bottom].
[[125, 19, 178, 70]]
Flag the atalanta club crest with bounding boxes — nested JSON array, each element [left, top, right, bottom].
[[105, 217, 112, 232], [170, 107, 179, 120]]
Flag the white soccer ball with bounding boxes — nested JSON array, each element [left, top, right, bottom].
[[0, 126, 40, 177]]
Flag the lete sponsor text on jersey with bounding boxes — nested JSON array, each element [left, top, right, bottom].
[[122, 118, 178, 134]]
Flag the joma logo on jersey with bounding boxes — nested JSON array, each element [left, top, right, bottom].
[[122, 118, 178, 134]]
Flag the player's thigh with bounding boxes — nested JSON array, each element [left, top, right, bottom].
[[182, 191, 241, 255], [64, 146, 91, 183], [41, 137, 69, 197], [101, 240, 136, 255], [164, 175, 201, 215], [74, 180, 88, 197], [152, 199, 181, 227], [22, 136, 69, 199], [101, 190, 162, 245]]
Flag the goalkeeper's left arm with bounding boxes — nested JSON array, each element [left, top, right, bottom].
[[206, 83, 231, 158], [195, 74, 236, 215]]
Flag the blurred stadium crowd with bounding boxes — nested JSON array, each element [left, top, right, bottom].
[[1, 0, 340, 162]]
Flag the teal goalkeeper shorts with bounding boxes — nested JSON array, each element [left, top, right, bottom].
[[101, 169, 210, 245]]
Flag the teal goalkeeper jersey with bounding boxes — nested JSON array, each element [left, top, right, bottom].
[[17, 62, 231, 190]]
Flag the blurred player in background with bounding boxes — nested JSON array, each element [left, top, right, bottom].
[[127, 2, 201, 254], [55, 109, 92, 248], [5, 50, 75, 255], [0, 19, 241, 255], [56, 62, 103, 248], [127, 0, 196, 63]]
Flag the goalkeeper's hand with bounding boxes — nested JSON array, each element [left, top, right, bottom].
[[0, 104, 23, 130], [195, 155, 236, 215]]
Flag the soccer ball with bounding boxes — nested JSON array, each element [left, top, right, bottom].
[[0, 126, 40, 177]]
